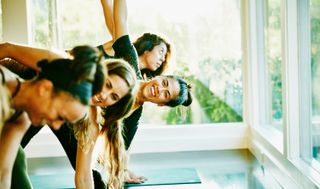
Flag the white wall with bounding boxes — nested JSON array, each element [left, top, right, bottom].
[[1, 0, 31, 43]]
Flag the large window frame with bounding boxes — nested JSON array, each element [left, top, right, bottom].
[[249, 0, 320, 188]]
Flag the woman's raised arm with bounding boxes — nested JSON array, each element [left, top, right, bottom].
[[0, 42, 68, 72]]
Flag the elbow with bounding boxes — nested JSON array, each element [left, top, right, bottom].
[[0, 42, 13, 58]]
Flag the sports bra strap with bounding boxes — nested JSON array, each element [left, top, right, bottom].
[[0, 68, 5, 84]]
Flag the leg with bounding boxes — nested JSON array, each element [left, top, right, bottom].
[[11, 146, 33, 189]]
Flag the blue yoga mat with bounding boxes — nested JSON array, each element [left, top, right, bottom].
[[30, 168, 201, 188], [125, 168, 201, 187], [30, 173, 75, 189]]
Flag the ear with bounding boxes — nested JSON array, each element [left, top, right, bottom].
[[37, 79, 54, 98]]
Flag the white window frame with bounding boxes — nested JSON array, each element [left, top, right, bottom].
[[249, 0, 320, 188]]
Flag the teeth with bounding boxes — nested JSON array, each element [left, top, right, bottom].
[[151, 86, 155, 96], [96, 96, 101, 102]]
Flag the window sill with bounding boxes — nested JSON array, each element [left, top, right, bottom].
[[25, 123, 248, 157]]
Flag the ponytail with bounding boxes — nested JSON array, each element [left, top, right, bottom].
[[164, 75, 192, 107], [37, 45, 106, 105]]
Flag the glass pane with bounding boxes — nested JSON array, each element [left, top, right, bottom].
[[30, 0, 50, 48], [264, 0, 283, 128], [60, 0, 107, 49], [128, 0, 243, 125], [30, 0, 243, 125], [311, 0, 320, 160]]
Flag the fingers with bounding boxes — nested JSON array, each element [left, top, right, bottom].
[[125, 175, 147, 184]]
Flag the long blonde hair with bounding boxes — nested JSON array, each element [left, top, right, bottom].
[[75, 58, 137, 188], [99, 120, 127, 189]]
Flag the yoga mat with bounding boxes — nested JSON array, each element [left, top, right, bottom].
[[30, 173, 75, 189], [30, 168, 201, 188], [125, 168, 201, 188]]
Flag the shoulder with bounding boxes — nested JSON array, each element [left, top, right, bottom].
[[0, 65, 23, 82]]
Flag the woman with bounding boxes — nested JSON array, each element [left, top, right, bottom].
[[95, 0, 191, 186], [0, 42, 137, 189], [0, 45, 105, 189], [18, 1, 187, 188], [99, 1, 172, 79]]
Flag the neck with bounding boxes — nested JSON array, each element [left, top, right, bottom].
[[138, 56, 146, 70], [10, 81, 30, 110], [135, 81, 146, 104]]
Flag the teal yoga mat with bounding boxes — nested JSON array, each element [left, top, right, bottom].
[[125, 168, 201, 188], [30, 173, 75, 189], [29, 168, 201, 188]]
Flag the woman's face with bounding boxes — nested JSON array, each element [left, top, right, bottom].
[[141, 76, 180, 104], [143, 42, 167, 71], [91, 74, 130, 107], [27, 83, 88, 130]]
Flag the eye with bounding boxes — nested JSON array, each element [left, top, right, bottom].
[[164, 91, 170, 99], [162, 79, 168, 87], [106, 80, 112, 89], [111, 93, 119, 101]]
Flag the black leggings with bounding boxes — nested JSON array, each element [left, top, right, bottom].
[[13, 124, 107, 189]]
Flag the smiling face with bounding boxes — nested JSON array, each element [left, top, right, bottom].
[[91, 74, 130, 107], [140, 76, 180, 104], [143, 42, 167, 71]]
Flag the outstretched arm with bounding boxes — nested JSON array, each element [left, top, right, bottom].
[[0, 42, 68, 72], [75, 108, 100, 189], [100, 0, 128, 42], [0, 112, 31, 189], [113, 0, 128, 40], [101, 0, 115, 41]]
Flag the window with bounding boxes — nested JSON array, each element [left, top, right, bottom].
[[128, 0, 243, 125], [263, 0, 283, 129], [311, 0, 320, 161], [30, 0, 243, 125]]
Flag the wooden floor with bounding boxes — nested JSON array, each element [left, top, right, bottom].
[[27, 149, 283, 189]]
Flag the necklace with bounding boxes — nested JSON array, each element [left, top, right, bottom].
[[11, 78, 21, 98]]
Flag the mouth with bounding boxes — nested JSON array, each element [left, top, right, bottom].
[[94, 95, 103, 103], [150, 85, 156, 97]]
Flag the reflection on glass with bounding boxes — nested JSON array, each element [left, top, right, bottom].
[[264, 0, 283, 127], [311, 0, 320, 160]]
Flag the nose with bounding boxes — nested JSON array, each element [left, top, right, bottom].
[[101, 89, 111, 101], [159, 55, 165, 62], [157, 85, 167, 95]]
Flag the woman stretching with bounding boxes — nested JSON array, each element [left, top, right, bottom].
[[0, 45, 105, 189]]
